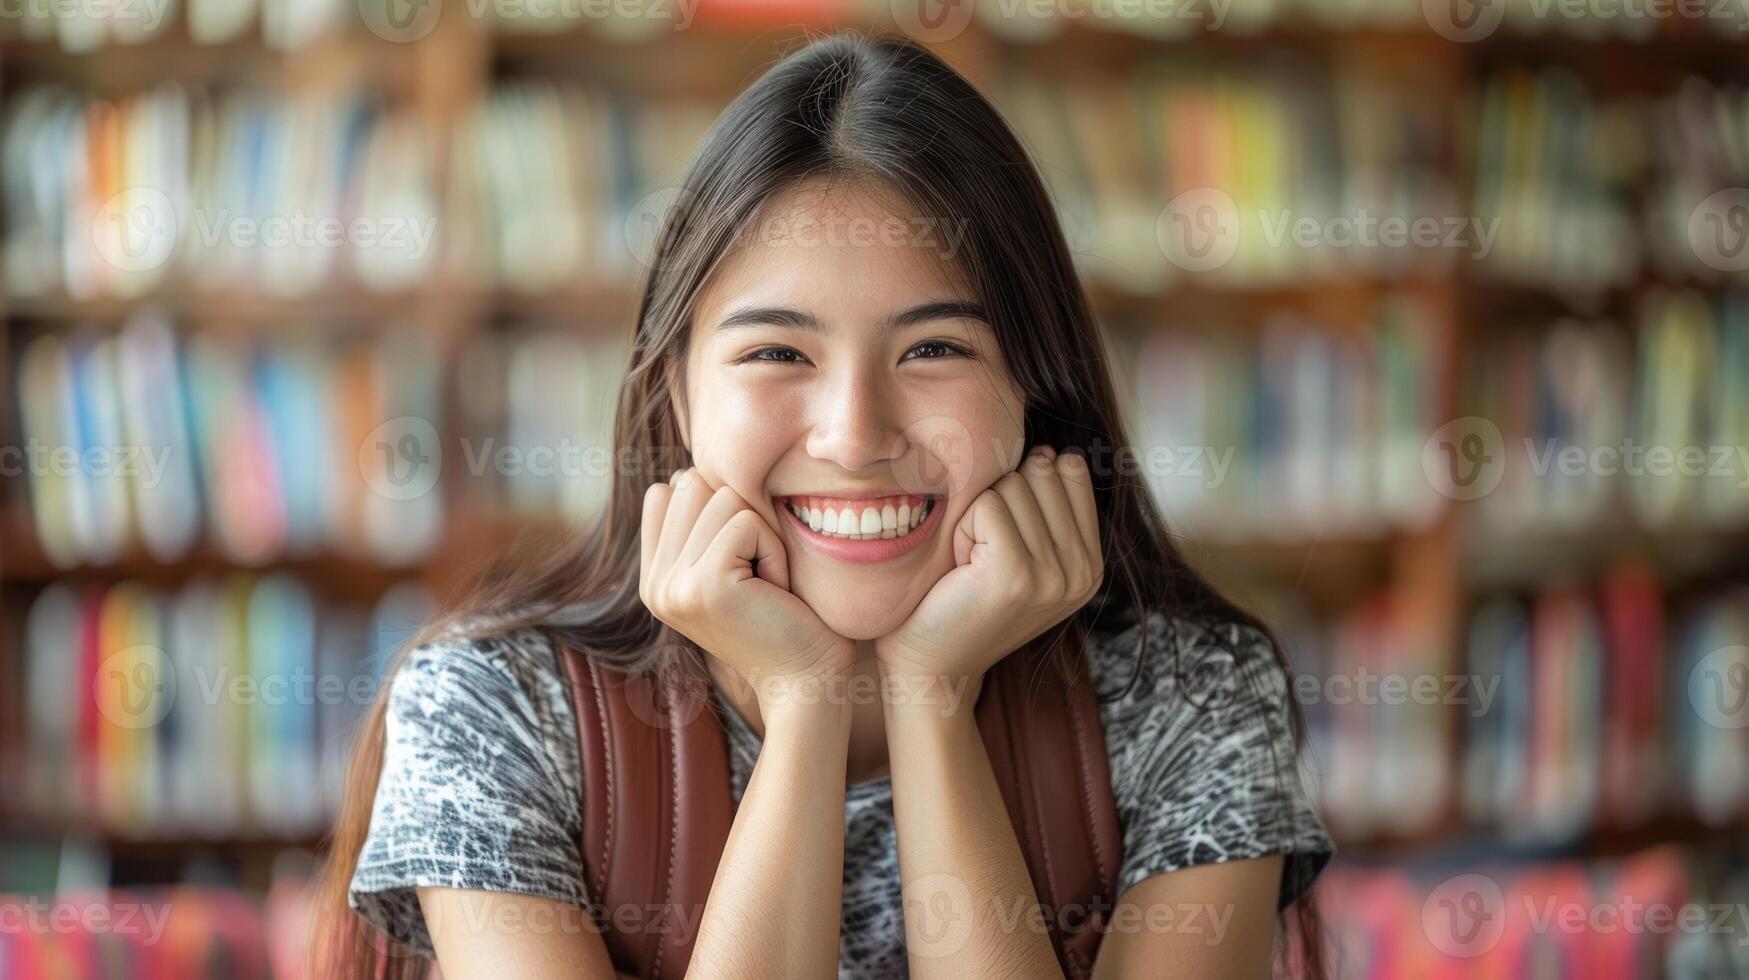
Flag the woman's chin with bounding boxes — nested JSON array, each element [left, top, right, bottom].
[[787, 561, 947, 644], [815, 612, 903, 644], [802, 595, 916, 644]]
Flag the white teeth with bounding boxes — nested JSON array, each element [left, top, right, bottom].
[[785, 497, 934, 541]]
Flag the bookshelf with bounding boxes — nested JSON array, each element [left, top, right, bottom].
[[3, 2, 1748, 973]]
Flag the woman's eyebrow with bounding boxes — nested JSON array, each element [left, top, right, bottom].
[[715, 299, 990, 333]]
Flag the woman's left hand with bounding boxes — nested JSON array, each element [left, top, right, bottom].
[[873, 444, 1103, 695]]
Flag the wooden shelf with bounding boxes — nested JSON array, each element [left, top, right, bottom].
[[0, 505, 567, 598], [1336, 813, 1749, 864], [1463, 520, 1749, 590], [3, 284, 644, 329]]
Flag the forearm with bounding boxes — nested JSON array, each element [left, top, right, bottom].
[[688, 695, 851, 979], [882, 669, 1064, 980]]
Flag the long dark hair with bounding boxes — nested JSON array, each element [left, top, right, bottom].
[[314, 30, 1326, 979]]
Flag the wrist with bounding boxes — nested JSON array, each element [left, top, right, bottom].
[[757, 698, 853, 753], [875, 662, 984, 726], [754, 674, 856, 729]]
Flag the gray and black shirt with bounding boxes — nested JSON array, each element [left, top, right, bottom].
[[348, 608, 1334, 976]]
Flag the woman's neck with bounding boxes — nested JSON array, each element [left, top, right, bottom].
[[707, 640, 892, 786]]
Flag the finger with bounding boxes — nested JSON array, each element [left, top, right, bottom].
[[954, 487, 1021, 568], [653, 467, 712, 574], [993, 464, 1056, 566], [1056, 450, 1101, 561], [702, 508, 790, 592], [1020, 445, 1085, 567], [679, 485, 750, 568], [640, 481, 674, 586]]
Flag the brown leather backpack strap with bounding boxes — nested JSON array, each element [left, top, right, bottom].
[[975, 645, 1124, 979], [559, 646, 733, 980]]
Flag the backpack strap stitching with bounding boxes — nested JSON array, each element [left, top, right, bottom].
[[1065, 668, 1112, 898], [1062, 677, 1100, 978], [587, 657, 614, 903], [652, 686, 682, 980], [991, 665, 1040, 897], [1021, 674, 1063, 917]]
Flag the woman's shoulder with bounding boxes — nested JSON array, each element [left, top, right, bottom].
[[384, 620, 581, 777], [353, 620, 591, 958], [1083, 606, 1290, 717], [1082, 606, 1333, 900], [394, 619, 570, 707]]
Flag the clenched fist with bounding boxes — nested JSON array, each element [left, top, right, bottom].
[[640, 467, 854, 707]]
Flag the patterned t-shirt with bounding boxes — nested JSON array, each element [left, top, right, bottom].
[[348, 608, 1334, 975]]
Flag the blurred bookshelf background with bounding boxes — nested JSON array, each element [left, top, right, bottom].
[[2, 0, 1749, 976]]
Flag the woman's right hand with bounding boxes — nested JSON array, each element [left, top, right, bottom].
[[639, 467, 853, 706]]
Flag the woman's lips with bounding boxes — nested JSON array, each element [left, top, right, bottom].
[[776, 493, 945, 564]]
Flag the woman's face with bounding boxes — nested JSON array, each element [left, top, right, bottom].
[[673, 179, 1026, 642]]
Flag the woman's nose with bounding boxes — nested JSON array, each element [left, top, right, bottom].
[[804, 370, 905, 472]]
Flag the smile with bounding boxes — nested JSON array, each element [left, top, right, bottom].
[[775, 492, 944, 563]]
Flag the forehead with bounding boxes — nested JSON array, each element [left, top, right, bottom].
[[692, 178, 971, 329]]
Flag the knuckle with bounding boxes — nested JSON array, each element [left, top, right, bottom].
[[1056, 453, 1091, 485], [1040, 566, 1066, 597], [671, 581, 701, 616]]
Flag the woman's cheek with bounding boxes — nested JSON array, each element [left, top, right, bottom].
[[691, 385, 795, 500], [900, 405, 1022, 500]]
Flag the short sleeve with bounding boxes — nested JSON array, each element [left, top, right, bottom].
[[347, 628, 589, 957], [1090, 611, 1333, 907]]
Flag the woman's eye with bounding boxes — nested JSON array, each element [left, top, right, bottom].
[[738, 346, 808, 364], [905, 340, 973, 361]]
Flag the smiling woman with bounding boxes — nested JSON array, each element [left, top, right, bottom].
[[312, 30, 1333, 980]]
